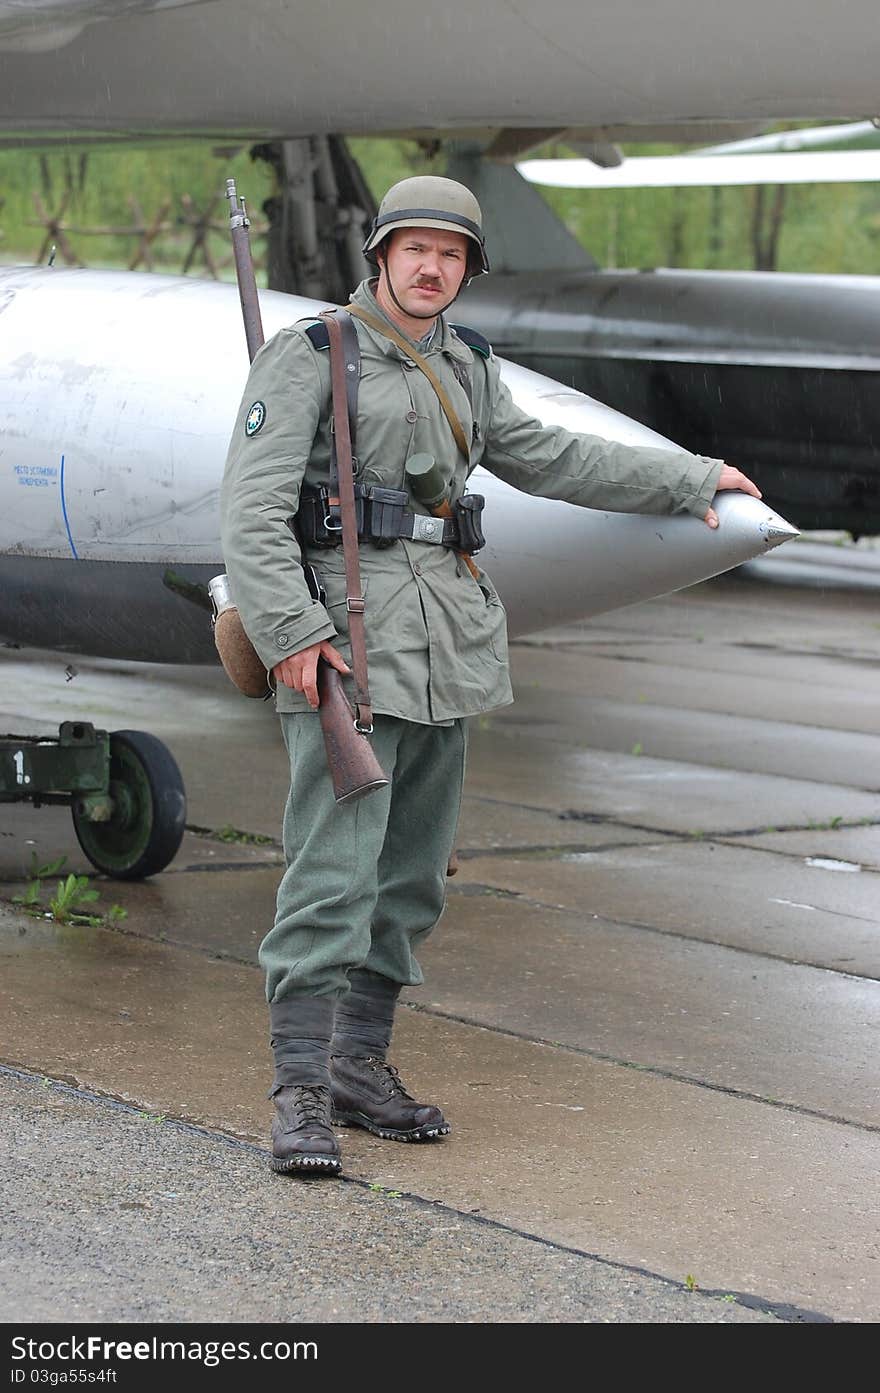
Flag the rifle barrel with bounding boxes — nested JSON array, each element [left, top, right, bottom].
[[226, 177, 265, 363]]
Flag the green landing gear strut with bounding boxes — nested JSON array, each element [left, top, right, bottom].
[[0, 723, 186, 880]]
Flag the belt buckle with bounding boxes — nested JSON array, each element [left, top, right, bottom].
[[412, 515, 444, 545]]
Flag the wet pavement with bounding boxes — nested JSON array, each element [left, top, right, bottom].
[[1, 547, 878, 1324]]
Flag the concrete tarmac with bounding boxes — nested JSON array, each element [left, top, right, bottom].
[[1, 546, 878, 1324]]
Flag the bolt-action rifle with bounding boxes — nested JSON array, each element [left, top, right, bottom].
[[210, 178, 388, 805]]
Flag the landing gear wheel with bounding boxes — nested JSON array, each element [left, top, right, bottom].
[[72, 730, 186, 880]]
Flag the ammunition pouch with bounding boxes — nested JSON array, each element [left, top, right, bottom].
[[296, 486, 486, 555], [367, 486, 409, 547], [297, 483, 367, 547], [453, 494, 487, 554]]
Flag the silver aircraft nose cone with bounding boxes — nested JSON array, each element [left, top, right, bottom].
[[763, 515, 801, 550]]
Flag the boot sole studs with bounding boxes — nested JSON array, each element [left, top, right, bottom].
[[332, 1110, 451, 1142], [271, 1154, 342, 1175]]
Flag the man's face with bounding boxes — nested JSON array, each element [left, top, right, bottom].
[[378, 226, 470, 320]]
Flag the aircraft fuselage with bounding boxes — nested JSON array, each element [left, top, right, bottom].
[[459, 268, 880, 537], [0, 267, 794, 663]]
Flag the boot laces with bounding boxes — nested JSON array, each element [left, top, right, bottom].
[[364, 1058, 411, 1100], [288, 1085, 329, 1124]]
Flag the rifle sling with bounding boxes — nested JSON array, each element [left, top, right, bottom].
[[346, 303, 471, 461], [321, 309, 373, 733]]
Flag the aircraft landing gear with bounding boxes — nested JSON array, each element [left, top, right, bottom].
[[0, 723, 186, 880]]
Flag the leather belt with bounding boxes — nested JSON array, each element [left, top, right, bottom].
[[295, 486, 464, 549], [304, 509, 461, 548]]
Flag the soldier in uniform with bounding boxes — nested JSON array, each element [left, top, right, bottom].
[[220, 175, 761, 1177]]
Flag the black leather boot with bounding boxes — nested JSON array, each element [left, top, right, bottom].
[[269, 995, 341, 1176], [270, 1083, 342, 1175], [330, 1054, 450, 1142]]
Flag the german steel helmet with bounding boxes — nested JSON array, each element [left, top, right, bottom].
[[362, 175, 490, 279]]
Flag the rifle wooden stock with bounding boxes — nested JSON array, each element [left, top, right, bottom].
[[317, 661, 389, 804]]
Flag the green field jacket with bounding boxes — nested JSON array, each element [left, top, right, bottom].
[[219, 279, 722, 722]]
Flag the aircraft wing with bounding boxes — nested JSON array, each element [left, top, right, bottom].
[[0, 0, 878, 142], [518, 150, 880, 189], [692, 120, 880, 157]]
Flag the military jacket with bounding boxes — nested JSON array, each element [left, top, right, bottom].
[[220, 280, 723, 723]]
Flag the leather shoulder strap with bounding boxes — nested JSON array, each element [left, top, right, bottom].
[[321, 309, 372, 731], [346, 303, 470, 461], [305, 315, 359, 457]]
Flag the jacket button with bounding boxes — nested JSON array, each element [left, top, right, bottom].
[[276, 633, 290, 648], [413, 562, 422, 576], [405, 410, 418, 424]]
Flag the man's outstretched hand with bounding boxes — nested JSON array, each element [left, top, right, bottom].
[[704, 462, 757, 526], [704, 463, 762, 529]]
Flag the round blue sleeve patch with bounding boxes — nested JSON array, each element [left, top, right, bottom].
[[245, 401, 266, 437]]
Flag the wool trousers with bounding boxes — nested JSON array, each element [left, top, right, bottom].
[[260, 712, 468, 1005]]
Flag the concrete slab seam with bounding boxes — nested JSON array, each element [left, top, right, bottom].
[[399, 1003, 880, 1136], [443, 891, 880, 983]]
